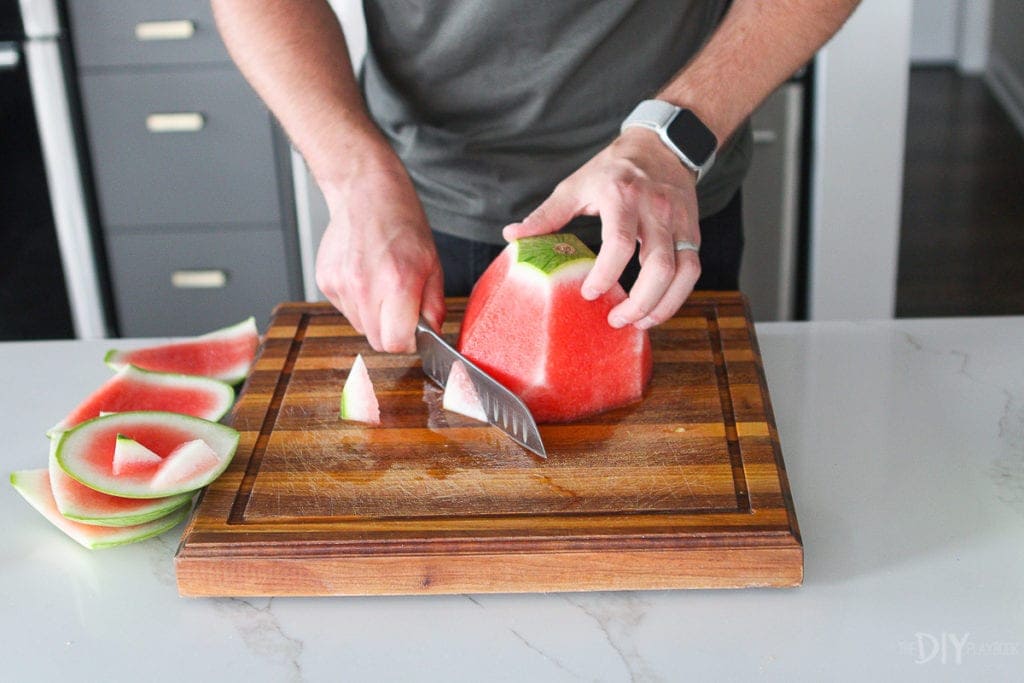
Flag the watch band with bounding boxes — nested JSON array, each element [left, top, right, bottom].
[[621, 100, 717, 183]]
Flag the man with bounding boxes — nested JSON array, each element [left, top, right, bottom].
[[212, 0, 859, 352]]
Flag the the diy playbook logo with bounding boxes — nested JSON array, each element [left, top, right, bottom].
[[898, 632, 1020, 665]]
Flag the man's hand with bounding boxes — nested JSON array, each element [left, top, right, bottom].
[[503, 128, 701, 330], [316, 166, 445, 353]]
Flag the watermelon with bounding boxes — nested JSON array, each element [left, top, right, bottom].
[[55, 411, 240, 498], [50, 364, 235, 435], [458, 234, 652, 423], [112, 434, 163, 476], [47, 441, 192, 527], [150, 439, 221, 490], [10, 469, 189, 549], [340, 354, 381, 424], [105, 317, 259, 385], [442, 360, 487, 423]]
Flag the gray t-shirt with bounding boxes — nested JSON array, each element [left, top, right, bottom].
[[361, 0, 752, 245]]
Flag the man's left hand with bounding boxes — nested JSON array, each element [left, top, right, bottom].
[[502, 127, 701, 330]]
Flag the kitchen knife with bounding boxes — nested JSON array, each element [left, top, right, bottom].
[[415, 318, 547, 458]]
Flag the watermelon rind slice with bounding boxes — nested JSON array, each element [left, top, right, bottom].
[[55, 411, 240, 499], [104, 317, 259, 385], [47, 436, 192, 527], [442, 360, 488, 423], [340, 354, 381, 424], [49, 364, 235, 436], [10, 469, 189, 549]]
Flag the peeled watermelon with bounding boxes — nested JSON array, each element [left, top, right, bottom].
[[458, 234, 652, 423]]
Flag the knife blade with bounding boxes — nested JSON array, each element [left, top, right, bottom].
[[415, 318, 547, 458]]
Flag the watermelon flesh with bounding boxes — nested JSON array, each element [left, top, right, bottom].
[[48, 443, 192, 527], [10, 469, 189, 549], [105, 317, 259, 385], [50, 364, 235, 435], [340, 354, 381, 424], [56, 411, 240, 498], [442, 360, 488, 423], [458, 234, 652, 423]]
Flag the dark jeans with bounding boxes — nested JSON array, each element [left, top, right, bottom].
[[434, 191, 743, 296]]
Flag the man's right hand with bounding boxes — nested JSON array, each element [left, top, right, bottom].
[[315, 165, 446, 354]]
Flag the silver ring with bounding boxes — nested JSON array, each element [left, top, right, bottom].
[[673, 240, 700, 253]]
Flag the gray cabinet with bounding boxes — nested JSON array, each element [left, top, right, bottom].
[[69, 1, 300, 337]]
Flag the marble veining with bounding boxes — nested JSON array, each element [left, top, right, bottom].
[[900, 328, 1024, 517], [563, 593, 657, 683], [992, 392, 1024, 516], [216, 597, 305, 682]]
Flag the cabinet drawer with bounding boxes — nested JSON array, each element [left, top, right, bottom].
[[68, 0, 230, 68], [106, 229, 295, 337], [80, 69, 282, 229]]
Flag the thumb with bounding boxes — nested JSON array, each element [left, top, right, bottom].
[[502, 183, 580, 241]]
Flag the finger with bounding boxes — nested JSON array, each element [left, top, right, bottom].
[[581, 194, 640, 302], [360, 301, 384, 352], [606, 229, 676, 327], [335, 297, 365, 336], [634, 251, 701, 330], [378, 281, 422, 354], [502, 182, 581, 241], [420, 265, 447, 332]]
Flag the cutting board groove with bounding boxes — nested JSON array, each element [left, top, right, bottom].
[[176, 293, 802, 595]]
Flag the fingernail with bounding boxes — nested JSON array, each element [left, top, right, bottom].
[[636, 317, 655, 330], [581, 285, 599, 300], [608, 314, 626, 329]]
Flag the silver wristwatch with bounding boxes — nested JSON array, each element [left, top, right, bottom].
[[621, 99, 718, 183]]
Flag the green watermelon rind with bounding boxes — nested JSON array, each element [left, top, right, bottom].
[[46, 439, 194, 527], [10, 470, 191, 550], [47, 364, 236, 437], [104, 317, 258, 385], [55, 411, 240, 499], [513, 234, 596, 278], [62, 494, 193, 528]]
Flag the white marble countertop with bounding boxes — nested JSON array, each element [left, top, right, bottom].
[[2, 317, 1022, 681]]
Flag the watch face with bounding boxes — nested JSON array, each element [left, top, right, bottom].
[[667, 109, 717, 166]]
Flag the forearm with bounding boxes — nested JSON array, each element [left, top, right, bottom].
[[658, 0, 861, 144], [211, 0, 397, 201]]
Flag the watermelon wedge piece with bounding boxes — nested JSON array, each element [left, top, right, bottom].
[[55, 411, 240, 498], [105, 317, 259, 385], [10, 469, 189, 549], [112, 434, 163, 476], [150, 439, 221, 491], [49, 364, 235, 435], [458, 234, 652, 423], [47, 440, 192, 527], [442, 360, 487, 423], [340, 354, 381, 424]]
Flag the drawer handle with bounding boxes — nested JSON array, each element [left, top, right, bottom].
[[0, 43, 20, 70], [753, 129, 778, 145], [135, 20, 196, 41], [171, 270, 228, 289], [146, 112, 205, 133]]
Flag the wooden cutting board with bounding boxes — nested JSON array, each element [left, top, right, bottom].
[[175, 293, 802, 596]]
